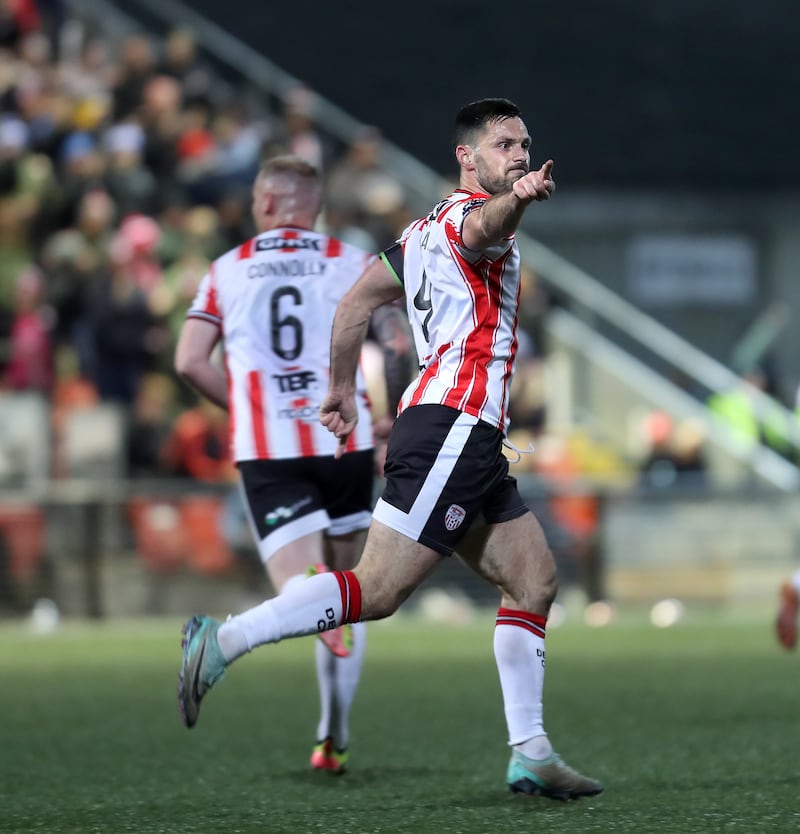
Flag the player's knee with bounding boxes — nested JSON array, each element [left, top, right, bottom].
[[540, 571, 558, 610], [514, 554, 558, 612]]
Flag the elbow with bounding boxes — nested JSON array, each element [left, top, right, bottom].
[[174, 353, 190, 380], [174, 353, 199, 386]]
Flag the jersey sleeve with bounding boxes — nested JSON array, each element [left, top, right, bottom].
[[448, 195, 487, 247], [448, 193, 513, 260], [380, 242, 405, 287], [186, 266, 222, 326]]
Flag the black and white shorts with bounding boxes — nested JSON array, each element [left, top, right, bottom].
[[373, 405, 529, 555], [237, 450, 374, 562]]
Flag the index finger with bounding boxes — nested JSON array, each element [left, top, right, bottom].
[[539, 159, 554, 180]]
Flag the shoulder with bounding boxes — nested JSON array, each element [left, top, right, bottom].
[[448, 190, 490, 222], [210, 237, 258, 275]]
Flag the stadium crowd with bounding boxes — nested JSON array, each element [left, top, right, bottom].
[[1, 0, 762, 610], [0, 2, 417, 481], [0, 0, 710, 605]]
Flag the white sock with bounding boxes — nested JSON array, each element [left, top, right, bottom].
[[518, 734, 554, 760], [217, 572, 346, 663], [494, 608, 552, 758], [315, 621, 367, 750]]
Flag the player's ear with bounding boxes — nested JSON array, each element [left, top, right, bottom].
[[456, 144, 474, 170]]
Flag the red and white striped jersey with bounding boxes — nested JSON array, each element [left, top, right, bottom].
[[187, 227, 375, 461], [384, 190, 521, 434]]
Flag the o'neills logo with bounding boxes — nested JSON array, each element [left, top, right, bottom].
[[444, 504, 466, 531]]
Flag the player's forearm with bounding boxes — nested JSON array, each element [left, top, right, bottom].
[[329, 293, 372, 394], [177, 360, 229, 410], [473, 189, 531, 247]]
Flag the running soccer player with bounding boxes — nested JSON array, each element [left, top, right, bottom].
[[179, 101, 603, 800], [175, 155, 411, 773]]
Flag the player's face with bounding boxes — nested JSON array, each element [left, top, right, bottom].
[[472, 117, 531, 195]]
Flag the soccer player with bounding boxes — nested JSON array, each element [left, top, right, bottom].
[[175, 155, 412, 773], [776, 570, 800, 649], [179, 100, 603, 800]]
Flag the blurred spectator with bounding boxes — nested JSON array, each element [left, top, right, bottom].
[[2, 264, 53, 392], [708, 367, 795, 460], [280, 84, 327, 170], [158, 27, 211, 107], [637, 410, 679, 489], [13, 67, 76, 170], [153, 189, 189, 264], [517, 264, 551, 360], [16, 28, 48, 69], [155, 248, 209, 365], [208, 102, 261, 193], [114, 212, 163, 293], [637, 410, 710, 491], [514, 431, 606, 604], [49, 343, 99, 478], [157, 203, 221, 268], [0, 0, 38, 50], [40, 187, 115, 368], [671, 418, 710, 487], [60, 33, 114, 136], [51, 130, 106, 228], [214, 188, 252, 251], [174, 98, 217, 201], [125, 371, 178, 477], [507, 338, 547, 434], [322, 203, 377, 252], [36, 0, 65, 57], [111, 33, 157, 121], [103, 121, 158, 216], [324, 125, 409, 250], [85, 231, 165, 403], [0, 115, 42, 305], [161, 396, 233, 483], [139, 73, 183, 188]]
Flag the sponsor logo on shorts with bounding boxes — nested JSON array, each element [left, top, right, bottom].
[[444, 504, 466, 532], [265, 496, 313, 527]]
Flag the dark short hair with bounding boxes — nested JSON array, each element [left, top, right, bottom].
[[454, 98, 522, 147]]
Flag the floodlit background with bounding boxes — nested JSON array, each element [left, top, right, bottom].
[[0, 0, 798, 626], [2, 4, 800, 833]]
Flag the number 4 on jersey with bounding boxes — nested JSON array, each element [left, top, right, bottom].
[[413, 269, 433, 342]]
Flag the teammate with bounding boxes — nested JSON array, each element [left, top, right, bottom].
[[179, 99, 603, 800], [175, 155, 411, 774], [776, 571, 800, 649]]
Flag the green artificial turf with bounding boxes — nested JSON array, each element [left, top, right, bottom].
[[0, 606, 797, 834]]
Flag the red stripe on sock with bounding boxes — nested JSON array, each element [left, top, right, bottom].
[[332, 571, 349, 621], [337, 570, 361, 623], [495, 607, 547, 638]]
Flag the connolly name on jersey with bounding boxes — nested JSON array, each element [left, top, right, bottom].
[[187, 228, 374, 460]]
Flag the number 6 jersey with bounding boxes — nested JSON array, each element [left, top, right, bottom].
[[187, 227, 375, 461], [381, 190, 521, 435]]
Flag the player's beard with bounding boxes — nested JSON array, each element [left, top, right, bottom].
[[476, 158, 528, 195]]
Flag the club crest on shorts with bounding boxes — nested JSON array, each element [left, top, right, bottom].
[[444, 504, 466, 531]]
